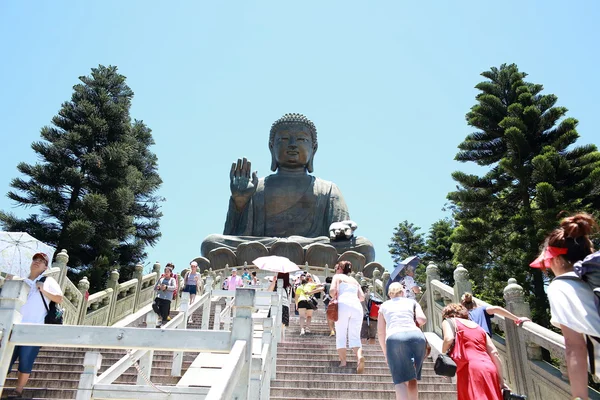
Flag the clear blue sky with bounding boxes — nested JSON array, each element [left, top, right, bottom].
[[1, 1, 599, 274]]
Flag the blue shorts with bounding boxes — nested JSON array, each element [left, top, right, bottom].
[[183, 285, 197, 295], [10, 345, 41, 374], [386, 330, 426, 384]]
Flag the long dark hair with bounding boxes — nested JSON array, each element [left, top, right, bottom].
[[273, 272, 290, 291]]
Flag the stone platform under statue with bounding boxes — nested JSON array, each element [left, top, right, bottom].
[[198, 113, 383, 278]]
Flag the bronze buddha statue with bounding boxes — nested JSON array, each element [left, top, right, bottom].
[[201, 113, 375, 264]]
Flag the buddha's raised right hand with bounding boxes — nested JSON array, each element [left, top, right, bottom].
[[230, 157, 258, 210]]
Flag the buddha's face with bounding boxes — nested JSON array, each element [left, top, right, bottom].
[[271, 126, 314, 170]]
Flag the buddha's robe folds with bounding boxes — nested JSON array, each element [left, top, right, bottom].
[[201, 176, 375, 262]]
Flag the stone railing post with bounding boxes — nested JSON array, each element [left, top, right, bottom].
[[77, 277, 90, 324], [106, 270, 120, 326], [76, 352, 102, 400], [425, 262, 440, 333], [133, 264, 144, 312], [171, 292, 190, 377], [152, 261, 161, 280], [139, 311, 158, 384], [201, 277, 213, 330], [230, 288, 255, 400], [54, 249, 69, 287], [452, 264, 472, 303], [324, 264, 330, 279], [0, 280, 30, 398], [503, 278, 537, 397]]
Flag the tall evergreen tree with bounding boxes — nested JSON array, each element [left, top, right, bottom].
[[388, 221, 425, 267], [448, 64, 600, 325], [0, 65, 163, 292], [423, 218, 455, 285]]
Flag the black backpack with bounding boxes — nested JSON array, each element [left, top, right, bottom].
[[39, 277, 64, 325]]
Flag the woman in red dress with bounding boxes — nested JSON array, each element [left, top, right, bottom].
[[441, 303, 508, 400]]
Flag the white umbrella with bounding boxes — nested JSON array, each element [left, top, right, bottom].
[[0, 232, 56, 278], [252, 256, 300, 274]]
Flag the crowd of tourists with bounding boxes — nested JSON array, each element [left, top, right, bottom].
[[3, 212, 598, 399]]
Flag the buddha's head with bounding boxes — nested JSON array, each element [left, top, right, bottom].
[[269, 113, 318, 172]]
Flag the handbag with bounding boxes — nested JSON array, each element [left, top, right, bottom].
[[310, 296, 319, 309], [39, 277, 64, 325], [502, 388, 527, 400], [433, 318, 457, 377], [327, 299, 338, 321]]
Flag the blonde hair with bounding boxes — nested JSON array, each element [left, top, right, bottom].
[[388, 282, 404, 298]]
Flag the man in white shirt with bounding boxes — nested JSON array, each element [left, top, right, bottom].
[[7, 252, 63, 397], [224, 268, 244, 290]]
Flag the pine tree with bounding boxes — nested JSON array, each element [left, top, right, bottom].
[[0, 65, 163, 292], [423, 218, 455, 285], [388, 221, 425, 267], [448, 64, 600, 325]]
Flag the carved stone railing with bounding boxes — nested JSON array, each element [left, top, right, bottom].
[[424, 261, 600, 400], [82, 288, 114, 326], [61, 274, 84, 326], [108, 274, 138, 326], [136, 272, 157, 311]]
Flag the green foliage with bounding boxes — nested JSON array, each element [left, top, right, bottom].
[[423, 218, 455, 285], [389, 218, 456, 286], [448, 63, 600, 326], [0, 65, 163, 292], [389, 221, 425, 266]]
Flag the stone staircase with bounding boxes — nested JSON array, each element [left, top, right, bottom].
[[270, 304, 457, 400], [1, 299, 225, 399]]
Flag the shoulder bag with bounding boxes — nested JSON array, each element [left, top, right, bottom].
[[39, 277, 64, 325], [434, 318, 457, 377]]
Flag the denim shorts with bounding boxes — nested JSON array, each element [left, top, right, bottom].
[[183, 284, 197, 295], [386, 330, 426, 384], [10, 345, 41, 374]]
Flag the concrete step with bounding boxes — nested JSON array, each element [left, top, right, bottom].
[[270, 387, 457, 399], [271, 379, 455, 391], [274, 371, 448, 383], [0, 387, 77, 399]]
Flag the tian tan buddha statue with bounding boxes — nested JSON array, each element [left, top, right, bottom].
[[201, 113, 375, 268]]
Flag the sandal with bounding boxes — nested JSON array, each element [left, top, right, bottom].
[[357, 357, 365, 374]]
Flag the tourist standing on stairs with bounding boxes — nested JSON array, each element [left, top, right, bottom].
[[330, 261, 366, 373], [530, 213, 600, 399], [460, 292, 530, 336], [153, 266, 176, 327], [6, 252, 63, 398], [183, 261, 200, 304], [268, 272, 292, 340], [441, 303, 506, 400], [295, 275, 323, 335], [377, 282, 427, 400], [224, 268, 244, 290]]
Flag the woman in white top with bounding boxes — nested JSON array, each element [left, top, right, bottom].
[[378, 282, 427, 400], [530, 212, 600, 399], [330, 261, 366, 373]]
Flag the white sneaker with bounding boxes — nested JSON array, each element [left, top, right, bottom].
[[300, 329, 305, 336], [305, 328, 311, 333]]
